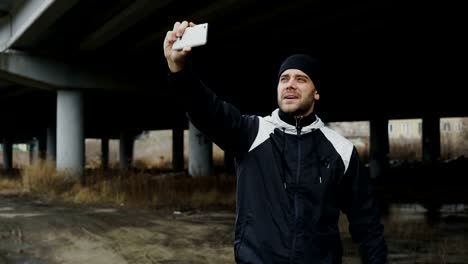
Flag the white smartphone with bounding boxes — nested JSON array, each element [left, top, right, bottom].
[[172, 23, 208, 51]]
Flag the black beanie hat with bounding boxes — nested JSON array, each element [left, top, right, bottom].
[[278, 54, 320, 89]]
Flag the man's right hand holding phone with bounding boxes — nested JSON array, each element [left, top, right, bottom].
[[163, 21, 195, 73]]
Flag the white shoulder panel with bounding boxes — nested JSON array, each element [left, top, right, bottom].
[[248, 117, 276, 152], [319, 126, 354, 173]]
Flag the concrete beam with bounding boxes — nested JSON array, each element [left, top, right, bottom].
[[80, 0, 172, 51], [0, 0, 79, 51], [0, 50, 131, 90], [135, 0, 246, 48], [135, 0, 317, 49]]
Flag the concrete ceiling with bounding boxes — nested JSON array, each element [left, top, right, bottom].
[[0, 0, 466, 139]]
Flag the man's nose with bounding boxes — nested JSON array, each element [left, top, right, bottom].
[[286, 80, 297, 89]]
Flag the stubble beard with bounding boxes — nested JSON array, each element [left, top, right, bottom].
[[279, 99, 314, 117]]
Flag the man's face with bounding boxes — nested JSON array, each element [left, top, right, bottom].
[[277, 69, 319, 116]]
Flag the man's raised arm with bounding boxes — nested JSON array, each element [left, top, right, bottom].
[[163, 21, 257, 153]]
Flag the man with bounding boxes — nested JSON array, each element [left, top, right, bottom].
[[164, 21, 387, 264]]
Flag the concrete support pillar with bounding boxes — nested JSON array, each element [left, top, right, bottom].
[[47, 126, 56, 161], [188, 122, 213, 177], [2, 138, 13, 170], [56, 90, 84, 180], [119, 132, 134, 170], [38, 133, 47, 161], [422, 115, 440, 162], [369, 118, 389, 178], [29, 140, 37, 165], [172, 128, 184, 171], [101, 136, 109, 170]]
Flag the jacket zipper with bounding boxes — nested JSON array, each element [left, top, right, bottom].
[[290, 116, 303, 263]]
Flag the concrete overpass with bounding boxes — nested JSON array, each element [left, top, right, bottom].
[[0, 0, 466, 180]]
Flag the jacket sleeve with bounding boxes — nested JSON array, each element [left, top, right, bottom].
[[339, 148, 388, 264], [167, 65, 257, 154]]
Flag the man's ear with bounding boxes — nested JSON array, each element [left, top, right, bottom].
[[314, 92, 320, 100]]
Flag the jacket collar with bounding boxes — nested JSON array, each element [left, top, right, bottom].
[[278, 109, 317, 129], [266, 109, 324, 135]]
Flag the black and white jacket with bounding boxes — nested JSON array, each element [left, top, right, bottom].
[[169, 66, 387, 264]]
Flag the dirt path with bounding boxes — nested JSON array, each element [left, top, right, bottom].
[[4, 189, 468, 264], [0, 190, 234, 264]]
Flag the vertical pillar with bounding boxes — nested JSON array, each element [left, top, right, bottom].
[[29, 140, 37, 165], [101, 136, 109, 170], [422, 115, 440, 162], [2, 138, 13, 170], [38, 134, 47, 161], [188, 122, 213, 177], [47, 126, 56, 161], [369, 118, 389, 178], [172, 128, 184, 171], [56, 90, 84, 181], [119, 131, 134, 170]]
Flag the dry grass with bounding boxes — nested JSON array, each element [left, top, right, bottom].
[[15, 161, 236, 210], [22, 160, 76, 196], [0, 178, 22, 190]]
